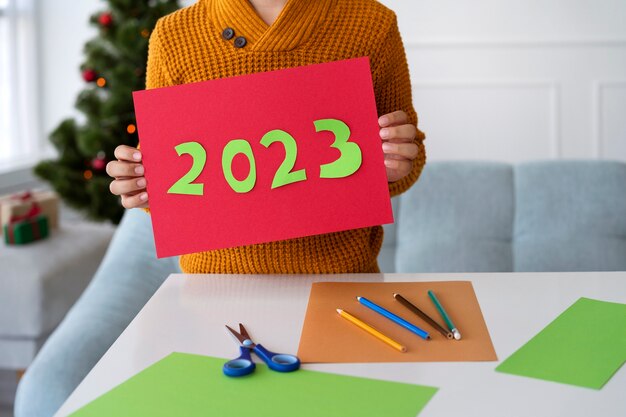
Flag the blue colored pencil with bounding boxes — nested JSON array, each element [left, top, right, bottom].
[[356, 296, 430, 340]]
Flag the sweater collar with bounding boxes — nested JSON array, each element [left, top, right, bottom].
[[205, 0, 335, 51]]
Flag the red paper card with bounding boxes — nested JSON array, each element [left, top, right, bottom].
[[133, 57, 393, 258]]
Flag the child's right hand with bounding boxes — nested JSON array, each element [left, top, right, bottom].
[[107, 145, 149, 209]]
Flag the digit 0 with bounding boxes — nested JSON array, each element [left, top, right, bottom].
[[222, 139, 257, 193]]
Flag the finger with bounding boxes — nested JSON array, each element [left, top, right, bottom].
[[109, 177, 147, 196], [378, 110, 408, 127], [380, 124, 417, 142], [121, 191, 149, 209], [384, 158, 412, 172], [114, 145, 142, 162], [106, 160, 144, 178], [382, 142, 419, 160]]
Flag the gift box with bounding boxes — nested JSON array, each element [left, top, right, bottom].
[[3, 215, 49, 245], [0, 190, 58, 234]]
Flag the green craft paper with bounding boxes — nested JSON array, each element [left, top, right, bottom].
[[70, 353, 437, 417], [496, 297, 626, 389]]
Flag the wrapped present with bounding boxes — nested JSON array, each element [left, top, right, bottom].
[[3, 204, 49, 245], [0, 190, 58, 234]]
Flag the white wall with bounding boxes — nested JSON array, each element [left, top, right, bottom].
[[38, 0, 626, 162], [36, 0, 194, 143], [380, 0, 626, 162], [37, 0, 99, 144]]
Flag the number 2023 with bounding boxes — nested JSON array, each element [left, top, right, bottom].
[[167, 118, 362, 195]]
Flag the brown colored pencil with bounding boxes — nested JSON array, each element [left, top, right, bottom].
[[393, 293, 454, 339]]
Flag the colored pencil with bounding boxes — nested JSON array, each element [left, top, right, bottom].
[[337, 309, 407, 352], [427, 290, 462, 340], [356, 296, 430, 340], [393, 293, 454, 339]]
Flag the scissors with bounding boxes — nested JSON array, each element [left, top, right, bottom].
[[223, 323, 301, 377]]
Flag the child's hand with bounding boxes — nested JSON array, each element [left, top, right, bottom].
[[106, 145, 149, 209], [379, 110, 419, 183]]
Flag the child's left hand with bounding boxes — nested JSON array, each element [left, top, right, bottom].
[[379, 110, 419, 183]]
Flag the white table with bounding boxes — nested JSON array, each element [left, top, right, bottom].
[[55, 272, 626, 417]]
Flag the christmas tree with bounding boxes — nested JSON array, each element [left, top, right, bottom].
[[35, 0, 180, 224]]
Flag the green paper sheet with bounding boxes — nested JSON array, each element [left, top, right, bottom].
[[496, 297, 626, 389], [70, 353, 437, 417]]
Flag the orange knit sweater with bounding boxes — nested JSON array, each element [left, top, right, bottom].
[[145, 0, 426, 274]]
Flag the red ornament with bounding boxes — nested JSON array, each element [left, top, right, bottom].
[[82, 69, 97, 83], [91, 158, 106, 171], [98, 12, 113, 28], [91, 151, 107, 171]]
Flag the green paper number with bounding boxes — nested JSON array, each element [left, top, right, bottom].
[[168, 118, 363, 196], [314, 119, 362, 179], [222, 139, 257, 193], [260, 129, 307, 189], [167, 141, 206, 195]]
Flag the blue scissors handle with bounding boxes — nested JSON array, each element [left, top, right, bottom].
[[223, 346, 256, 377], [254, 344, 300, 373]]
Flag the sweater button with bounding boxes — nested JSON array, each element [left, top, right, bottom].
[[222, 27, 235, 40], [234, 36, 247, 48]]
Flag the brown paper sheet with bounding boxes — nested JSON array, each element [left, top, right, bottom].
[[298, 281, 497, 363]]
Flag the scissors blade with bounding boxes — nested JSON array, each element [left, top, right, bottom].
[[225, 325, 247, 345], [238, 323, 251, 339]]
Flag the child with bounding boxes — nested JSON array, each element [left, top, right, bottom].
[[107, 0, 426, 274]]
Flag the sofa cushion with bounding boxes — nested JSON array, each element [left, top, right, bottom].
[[0, 222, 115, 339], [514, 161, 626, 271], [396, 162, 514, 272]]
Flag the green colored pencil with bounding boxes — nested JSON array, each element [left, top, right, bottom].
[[427, 290, 462, 340]]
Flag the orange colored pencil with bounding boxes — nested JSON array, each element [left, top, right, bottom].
[[336, 308, 407, 353]]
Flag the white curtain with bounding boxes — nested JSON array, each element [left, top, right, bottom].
[[0, 0, 40, 170]]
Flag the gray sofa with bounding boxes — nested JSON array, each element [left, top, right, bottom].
[[0, 223, 115, 374], [15, 160, 626, 417]]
